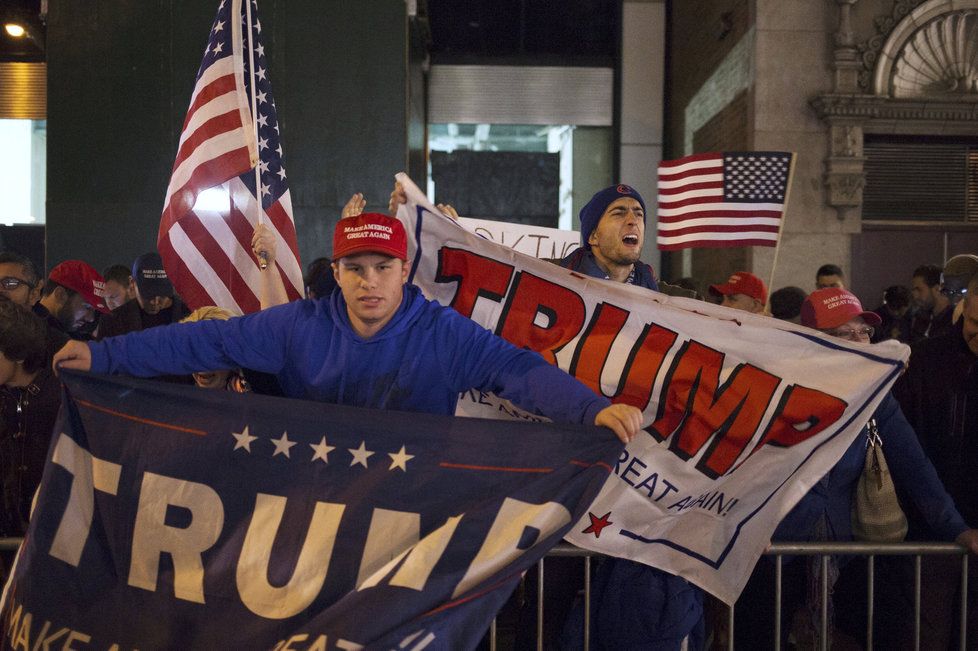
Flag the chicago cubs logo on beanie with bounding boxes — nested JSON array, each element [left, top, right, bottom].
[[333, 213, 408, 261], [579, 184, 647, 251]]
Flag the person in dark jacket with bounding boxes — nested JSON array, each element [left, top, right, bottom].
[[909, 263, 952, 343], [33, 260, 110, 337], [0, 297, 63, 583], [873, 272, 978, 649], [735, 287, 978, 650], [97, 252, 190, 339]]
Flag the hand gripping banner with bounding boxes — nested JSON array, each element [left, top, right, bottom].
[[394, 173, 909, 603], [0, 372, 620, 649]]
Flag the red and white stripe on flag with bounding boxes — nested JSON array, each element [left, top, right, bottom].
[[656, 151, 793, 251], [158, 0, 303, 313]]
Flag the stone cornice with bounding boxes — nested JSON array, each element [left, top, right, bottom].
[[811, 94, 978, 123]]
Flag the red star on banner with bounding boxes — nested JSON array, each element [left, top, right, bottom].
[[582, 511, 613, 538]]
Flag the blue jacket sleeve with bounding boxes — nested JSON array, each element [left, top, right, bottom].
[[431, 307, 611, 425], [88, 302, 301, 378], [878, 393, 968, 540]]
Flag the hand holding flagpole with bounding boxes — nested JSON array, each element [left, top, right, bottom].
[[158, 0, 304, 313]]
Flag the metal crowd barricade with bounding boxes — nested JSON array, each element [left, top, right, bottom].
[[500, 541, 970, 651], [0, 538, 969, 649]]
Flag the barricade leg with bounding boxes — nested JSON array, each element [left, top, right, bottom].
[[537, 559, 545, 651], [866, 555, 874, 651], [583, 555, 590, 651]]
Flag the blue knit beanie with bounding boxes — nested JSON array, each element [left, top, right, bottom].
[[579, 184, 647, 250]]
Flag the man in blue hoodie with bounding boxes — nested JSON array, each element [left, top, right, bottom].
[[53, 213, 642, 443]]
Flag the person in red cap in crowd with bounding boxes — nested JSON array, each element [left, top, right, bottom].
[[33, 260, 110, 338], [53, 212, 643, 443], [734, 287, 978, 650], [708, 271, 768, 314]]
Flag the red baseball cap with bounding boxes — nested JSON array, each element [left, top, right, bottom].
[[48, 260, 110, 314], [333, 213, 407, 261], [800, 287, 882, 330], [709, 272, 768, 304]]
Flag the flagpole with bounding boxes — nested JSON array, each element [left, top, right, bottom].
[[244, 0, 268, 269], [766, 152, 797, 300]]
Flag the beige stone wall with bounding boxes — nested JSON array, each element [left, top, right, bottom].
[[751, 0, 847, 294], [663, 0, 898, 294], [666, 0, 752, 162], [661, 0, 978, 299]]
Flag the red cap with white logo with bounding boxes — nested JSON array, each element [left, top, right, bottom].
[[332, 213, 407, 261], [800, 287, 882, 330], [48, 260, 110, 314]]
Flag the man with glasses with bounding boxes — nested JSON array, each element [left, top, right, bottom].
[[0, 252, 42, 308], [800, 286, 880, 341], [941, 254, 978, 327]]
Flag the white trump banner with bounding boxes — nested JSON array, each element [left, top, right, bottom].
[[457, 217, 580, 260], [394, 174, 909, 603]]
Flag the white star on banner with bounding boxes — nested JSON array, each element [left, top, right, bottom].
[[277, 167, 287, 180], [213, 41, 224, 55], [255, 19, 262, 33], [388, 446, 414, 472], [256, 90, 267, 104], [255, 43, 264, 57], [213, 20, 225, 32], [231, 425, 258, 452], [256, 66, 266, 81], [257, 113, 268, 128], [349, 441, 374, 468], [258, 136, 268, 150], [258, 160, 269, 173], [310, 436, 335, 463], [260, 182, 270, 196], [272, 432, 297, 458]]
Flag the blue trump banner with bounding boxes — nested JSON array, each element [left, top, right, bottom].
[[0, 372, 621, 649]]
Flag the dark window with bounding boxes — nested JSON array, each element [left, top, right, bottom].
[[863, 136, 978, 222]]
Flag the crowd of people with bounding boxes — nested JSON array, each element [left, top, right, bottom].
[[2, 183, 978, 649]]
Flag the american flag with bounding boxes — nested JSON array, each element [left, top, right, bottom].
[[655, 151, 794, 251], [158, 0, 303, 313]]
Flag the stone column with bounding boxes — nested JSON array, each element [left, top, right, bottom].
[[620, 0, 666, 274], [822, 0, 866, 222]]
